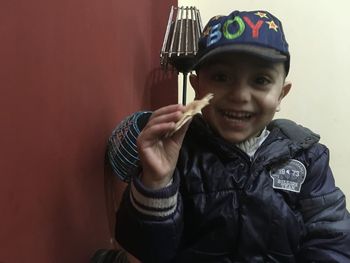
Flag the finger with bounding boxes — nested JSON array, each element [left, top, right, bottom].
[[138, 121, 176, 144], [171, 118, 192, 145], [147, 110, 183, 128], [149, 104, 184, 120], [146, 105, 185, 127]]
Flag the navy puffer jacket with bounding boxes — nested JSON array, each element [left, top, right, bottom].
[[115, 115, 350, 263]]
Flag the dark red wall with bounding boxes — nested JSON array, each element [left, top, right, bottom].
[[0, 0, 177, 262]]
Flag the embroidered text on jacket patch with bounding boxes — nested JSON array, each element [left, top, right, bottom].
[[269, 159, 307, 193]]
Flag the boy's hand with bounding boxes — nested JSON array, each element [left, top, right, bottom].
[[137, 104, 190, 189]]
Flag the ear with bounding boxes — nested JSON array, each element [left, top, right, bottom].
[[276, 82, 292, 112], [278, 81, 292, 102], [189, 73, 199, 99]]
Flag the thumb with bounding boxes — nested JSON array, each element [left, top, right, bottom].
[[172, 118, 192, 146]]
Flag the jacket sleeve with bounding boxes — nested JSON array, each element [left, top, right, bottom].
[[115, 172, 183, 263], [297, 145, 350, 262]]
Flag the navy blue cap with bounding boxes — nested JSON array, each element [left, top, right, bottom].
[[107, 111, 152, 182], [193, 10, 290, 74]]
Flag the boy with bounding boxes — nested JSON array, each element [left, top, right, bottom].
[[111, 10, 350, 262]]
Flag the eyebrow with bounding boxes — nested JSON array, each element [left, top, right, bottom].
[[255, 62, 280, 73]]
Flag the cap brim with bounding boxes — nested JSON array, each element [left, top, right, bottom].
[[193, 44, 288, 70]]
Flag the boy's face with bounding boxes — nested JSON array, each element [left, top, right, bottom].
[[190, 53, 291, 144]]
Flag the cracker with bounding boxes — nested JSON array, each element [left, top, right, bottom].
[[166, 93, 214, 137]]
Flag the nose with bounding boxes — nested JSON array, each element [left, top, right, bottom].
[[227, 80, 251, 103]]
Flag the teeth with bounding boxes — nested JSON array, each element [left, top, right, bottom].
[[222, 111, 252, 119]]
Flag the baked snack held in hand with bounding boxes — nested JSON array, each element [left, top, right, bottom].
[[166, 93, 214, 137]]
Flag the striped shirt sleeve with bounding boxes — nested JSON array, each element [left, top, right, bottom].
[[130, 174, 180, 218]]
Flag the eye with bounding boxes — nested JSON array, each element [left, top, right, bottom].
[[254, 76, 271, 86], [212, 72, 229, 83]]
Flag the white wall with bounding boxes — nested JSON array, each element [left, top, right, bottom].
[[178, 0, 350, 205]]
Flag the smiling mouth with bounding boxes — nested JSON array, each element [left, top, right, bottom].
[[219, 110, 253, 121]]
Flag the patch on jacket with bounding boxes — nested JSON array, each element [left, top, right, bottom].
[[270, 159, 307, 193]]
